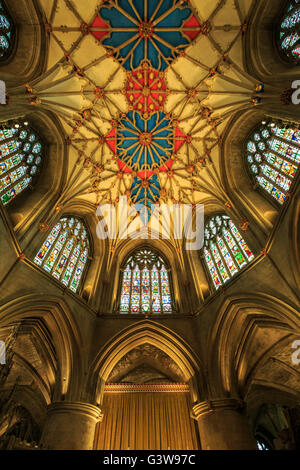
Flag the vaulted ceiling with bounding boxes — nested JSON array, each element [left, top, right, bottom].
[[14, 0, 260, 225]]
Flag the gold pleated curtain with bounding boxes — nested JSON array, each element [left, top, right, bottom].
[[94, 385, 199, 450]]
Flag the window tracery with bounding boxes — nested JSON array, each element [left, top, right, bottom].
[[246, 121, 300, 204], [279, 0, 300, 62], [34, 217, 90, 293], [0, 1, 14, 60], [203, 215, 254, 290], [119, 248, 172, 314], [0, 121, 43, 205]]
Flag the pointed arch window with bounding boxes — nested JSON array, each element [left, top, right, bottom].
[[119, 248, 173, 314], [0, 1, 14, 60], [203, 215, 254, 290], [246, 121, 300, 204], [34, 217, 90, 293], [278, 1, 300, 62], [0, 120, 43, 205]]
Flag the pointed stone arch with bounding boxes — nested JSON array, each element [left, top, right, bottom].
[[0, 294, 84, 401], [206, 294, 300, 398], [88, 320, 205, 405]]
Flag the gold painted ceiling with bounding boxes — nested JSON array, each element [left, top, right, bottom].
[[13, 0, 260, 221]]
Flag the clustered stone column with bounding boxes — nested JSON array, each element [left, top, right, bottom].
[[192, 398, 257, 450], [40, 402, 103, 450]]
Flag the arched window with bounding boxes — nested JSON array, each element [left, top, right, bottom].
[[0, 1, 14, 60], [246, 121, 300, 204], [34, 217, 90, 293], [278, 1, 300, 63], [203, 215, 254, 290], [0, 120, 43, 205], [119, 248, 173, 314]]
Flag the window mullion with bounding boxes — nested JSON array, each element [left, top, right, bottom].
[[267, 138, 300, 164], [51, 237, 68, 276], [222, 229, 241, 271], [0, 136, 17, 145], [71, 246, 82, 287], [150, 268, 153, 314], [271, 133, 300, 150], [60, 237, 76, 283], [229, 226, 250, 261], [139, 267, 142, 314], [262, 156, 294, 181], [129, 267, 133, 313], [159, 268, 163, 314], [215, 237, 232, 278], [0, 162, 29, 196], [257, 169, 288, 195], [0, 148, 22, 163], [208, 246, 224, 286]]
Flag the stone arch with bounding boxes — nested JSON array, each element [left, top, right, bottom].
[[104, 238, 188, 314], [194, 207, 260, 300], [88, 320, 205, 406], [115, 243, 176, 314], [0, 0, 47, 86], [28, 209, 103, 301], [0, 295, 84, 401], [221, 108, 279, 235], [206, 294, 300, 398], [245, 0, 299, 80], [0, 109, 67, 240]]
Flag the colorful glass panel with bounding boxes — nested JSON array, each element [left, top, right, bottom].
[[61, 243, 81, 287], [43, 231, 68, 273], [34, 223, 61, 266], [229, 221, 254, 261], [217, 235, 238, 275], [131, 266, 140, 313], [120, 266, 132, 313], [203, 215, 254, 290], [210, 241, 230, 283], [141, 268, 150, 313], [70, 248, 88, 293], [0, 121, 43, 205], [246, 122, 300, 204], [34, 217, 90, 293], [52, 238, 74, 280], [119, 248, 173, 313], [222, 228, 246, 269], [0, 2, 14, 59], [279, 1, 300, 62], [151, 267, 161, 313], [161, 266, 172, 313]]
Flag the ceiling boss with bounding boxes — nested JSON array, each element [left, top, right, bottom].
[[89, 0, 203, 215], [18, 0, 260, 215]]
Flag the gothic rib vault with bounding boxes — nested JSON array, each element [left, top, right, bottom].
[[0, 0, 300, 452], [10, 0, 266, 236]]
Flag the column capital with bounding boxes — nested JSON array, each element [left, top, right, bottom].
[[192, 398, 245, 420], [47, 402, 103, 423]]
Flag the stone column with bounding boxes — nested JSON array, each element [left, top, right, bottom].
[[40, 402, 103, 450], [192, 399, 257, 450]]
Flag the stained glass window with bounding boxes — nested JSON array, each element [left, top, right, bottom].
[[279, 1, 300, 62], [203, 215, 254, 290], [246, 121, 300, 204], [0, 1, 14, 59], [119, 248, 173, 314], [34, 217, 90, 293], [0, 120, 43, 205]]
